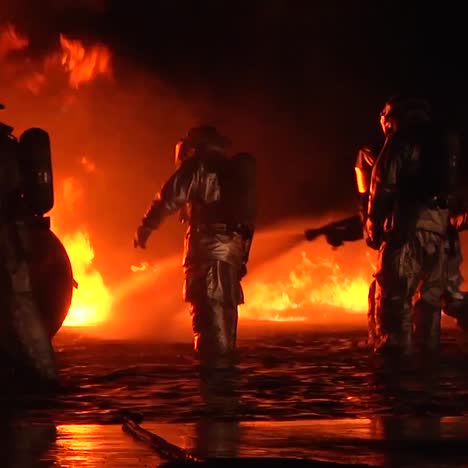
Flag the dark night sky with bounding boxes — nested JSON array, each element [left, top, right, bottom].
[[3, 0, 468, 224]]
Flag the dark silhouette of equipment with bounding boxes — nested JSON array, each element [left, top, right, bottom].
[[0, 105, 75, 337], [304, 215, 363, 248], [28, 216, 75, 337]]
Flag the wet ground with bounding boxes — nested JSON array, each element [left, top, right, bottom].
[[2, 322, 468, 467], [29, 323, 468, 424]]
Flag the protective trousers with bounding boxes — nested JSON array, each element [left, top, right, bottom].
[[367, 279, 377, 346], [183, 227, 244, 369], [190, 300, 238, 369], [0, 222, 58, 385], [368, 229, 468, 339], [373, 230, 448, 354]]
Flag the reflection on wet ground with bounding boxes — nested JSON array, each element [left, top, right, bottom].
[[2, 417, 468, 467], [1, 325, 468, 466], [29, 325, 468, 424]]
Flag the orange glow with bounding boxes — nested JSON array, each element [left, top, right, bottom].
[[0, 24, 47, 94], [51, 178, 113, 328], [130, 261, 153, 272], [60, 34, 112, 88], [1, 24, 116, 328], [55, 424, 160, 466], [60, 229, 113, 327], [0, 24, 28, 57], [1, 23, 375, 334], [61, 177, 84, 211], [80, 156, 96, 173], [240, 250, 370, 321], [21, 72, 47, 95]]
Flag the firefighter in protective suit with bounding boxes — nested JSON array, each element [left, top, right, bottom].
[[134, 125, 256, 369], [0, 106, 58, 387], [355, 141, 468, 347], [366, 96, 454, 354]]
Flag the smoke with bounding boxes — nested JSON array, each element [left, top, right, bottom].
[[1, 1, 108, 37], [89, 213, 373, 341], [0, 19, 335, 291], [2, 23, 190, 262], [1, 3, 376, 227], [2, 14, 464, 342]]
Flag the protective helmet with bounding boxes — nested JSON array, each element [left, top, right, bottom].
[[174, 125, 230, 166], [380, 94, 431, 136], [186, 125, 229, 151]]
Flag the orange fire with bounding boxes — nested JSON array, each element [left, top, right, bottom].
[[51, 176, 113, 327], [60, 230, 113, 327], [240, 250, 370, 321], [1, 23, 374, 331], [0, 26, 115, 328], [0, 24, 28, 58], [130, 262, 155, 273], [0, 24, 113, 95], [60, 34, 112, 88]]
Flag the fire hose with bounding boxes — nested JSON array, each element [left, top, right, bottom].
[[120, 410, 377, 467], [121, 410, 201, 464]]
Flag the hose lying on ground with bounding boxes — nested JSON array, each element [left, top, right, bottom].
[[121, 410, 201, 463], [121, 411, 377, 468]]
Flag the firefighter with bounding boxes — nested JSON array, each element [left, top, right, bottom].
[[0, 109, 58, 387], [134, 125, 256, 369], [355, 140, 468, 348], [366, 95, 455, 354]]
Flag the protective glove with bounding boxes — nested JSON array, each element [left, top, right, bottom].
[[325, 231, 344, 248], [133, 225, 153, 249], [364, 218, 383, 250]]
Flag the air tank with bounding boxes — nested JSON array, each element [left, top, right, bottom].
[[0, 109, 74, 338]]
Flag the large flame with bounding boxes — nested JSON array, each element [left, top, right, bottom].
[[60, 230, 113, 327], [51, 176, 113, 327], [240, 250, 370, 322], [0, 24, 112, 94], [1, 22, 374, 331], [0, 26, 116, 328], [59, 34, 112, 88]]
